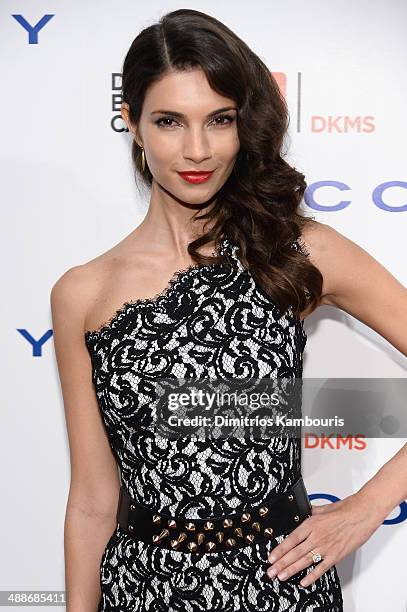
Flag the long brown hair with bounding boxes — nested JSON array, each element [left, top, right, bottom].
[[121, 8, 322, 319]]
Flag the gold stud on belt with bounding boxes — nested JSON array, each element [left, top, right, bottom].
[[288, 491, 299, 520], [152, 528, 170, 543], [226, 537, 236, 548], [170, 532, 187, 549], [145, 486, 300, 552]]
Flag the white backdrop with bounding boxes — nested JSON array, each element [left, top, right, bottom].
[[1, 1, 406, 610]]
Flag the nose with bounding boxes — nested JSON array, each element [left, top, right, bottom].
[[182, 127, 211, 164]]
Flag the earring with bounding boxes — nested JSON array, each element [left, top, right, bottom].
[[140, 146, 146, 172]]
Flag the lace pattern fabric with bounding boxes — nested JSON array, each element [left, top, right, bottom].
[[85, 234, 343, 611]]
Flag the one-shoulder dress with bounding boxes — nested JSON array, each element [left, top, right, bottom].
[[84, 233, 344, 611]]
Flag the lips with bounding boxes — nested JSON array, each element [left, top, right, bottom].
[[177, 170, 214, 184]]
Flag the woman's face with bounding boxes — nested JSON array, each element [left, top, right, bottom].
[[121, 68, 240, 205]]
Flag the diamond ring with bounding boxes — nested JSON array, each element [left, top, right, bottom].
[[310, 549, 323, 563]]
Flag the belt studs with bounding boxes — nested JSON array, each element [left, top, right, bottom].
[[185, 522, 196, 531], [136, 489, 298, 551], [170, 532, 187, 549], [152, 528, 170, 543]]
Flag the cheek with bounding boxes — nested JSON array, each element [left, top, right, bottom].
[[146, 147, 175, 177], [217, 133, 240, 161], [143, 127, 177, 174]]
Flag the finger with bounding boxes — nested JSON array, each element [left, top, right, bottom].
[[268, 552, 317, 581], [266, 539, 318, 579], [268, 520, 312, 564], [300, 559, 331, 587]]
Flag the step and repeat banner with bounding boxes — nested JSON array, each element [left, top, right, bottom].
[[1, 1, 406, 610]]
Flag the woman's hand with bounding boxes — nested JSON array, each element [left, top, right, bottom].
[[265, 492, 384, 587]]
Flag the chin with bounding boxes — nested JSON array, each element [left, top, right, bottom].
[[182, 189, 218, 206]]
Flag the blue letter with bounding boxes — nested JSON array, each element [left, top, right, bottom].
[[17, 329, 53, 357], [305, 181, 351, 211], [373, 181, 407, 212], [12, 14, 54, 44]]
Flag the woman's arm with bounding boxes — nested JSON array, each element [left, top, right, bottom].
[[51, 266, 120, 612], [302, 221, 407, 512], [302, 220, 407, 356], [265, 221, 407, 586]]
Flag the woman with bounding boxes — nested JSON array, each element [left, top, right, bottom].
[[51, 8, 407, 612]]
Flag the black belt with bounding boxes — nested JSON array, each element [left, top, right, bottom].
[[116, 476, 312, 554]]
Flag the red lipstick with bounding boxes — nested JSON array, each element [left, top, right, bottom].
[[177, 170, 214, 184]]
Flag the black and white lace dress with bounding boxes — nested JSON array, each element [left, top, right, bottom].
[[84, 234, 344, 611]]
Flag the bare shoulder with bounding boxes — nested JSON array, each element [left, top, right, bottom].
[[298, 220, 407, 354], [298, 219, 364, 303], [50, 244, 125, 336], [50, 264, 98, 337], [299, 219, 342, 260]]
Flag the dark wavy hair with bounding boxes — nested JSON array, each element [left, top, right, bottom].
[[121, 8, 322, 319]]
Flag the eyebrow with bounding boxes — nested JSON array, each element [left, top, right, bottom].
[[150, 106, 238, 119]]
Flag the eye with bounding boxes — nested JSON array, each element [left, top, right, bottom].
[[212, 113, 235, 126], [154, 113, 236, 129], [154, 117, 179, 128]]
